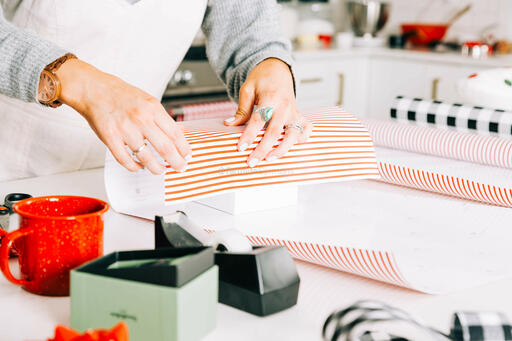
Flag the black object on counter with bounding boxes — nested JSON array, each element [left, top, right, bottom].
[[4, 193, 32, 213], [155, 215, 301, 316], [76, 247, 214, 288], [388, 34, 407, 49]]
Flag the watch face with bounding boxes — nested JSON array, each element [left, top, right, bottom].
[[38, 70, 58, 103]]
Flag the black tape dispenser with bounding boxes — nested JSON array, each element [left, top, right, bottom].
[[155, 212, 300, 316]]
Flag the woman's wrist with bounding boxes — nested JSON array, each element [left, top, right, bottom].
[[55, 58, 95, 112]]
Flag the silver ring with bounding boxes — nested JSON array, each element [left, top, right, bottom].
[[132, 143, 147, 156], [254, 106, 274, 122], [285, 122, 304, 134]]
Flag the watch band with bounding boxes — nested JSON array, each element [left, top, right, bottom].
[[40, 53, 77, 108]]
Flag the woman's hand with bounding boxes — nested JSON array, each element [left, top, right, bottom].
[[224, 58, 312, 167], [56, 59, 191, 175]]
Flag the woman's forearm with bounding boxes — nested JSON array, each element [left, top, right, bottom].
[[0, 6, 67, 102], [201, 0, 295, 102]]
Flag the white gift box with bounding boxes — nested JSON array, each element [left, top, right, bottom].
[[195, 185, 299, 215]]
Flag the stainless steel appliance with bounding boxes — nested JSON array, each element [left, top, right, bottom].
[[161, 45, 230, 120], [346, 0, 390, 47]]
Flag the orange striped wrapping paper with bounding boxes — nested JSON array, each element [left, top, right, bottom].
[[361, 119, 512, 208], [164, 108, 381, 204]]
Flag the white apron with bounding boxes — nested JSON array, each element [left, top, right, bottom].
[[0, 0, 207, 181]]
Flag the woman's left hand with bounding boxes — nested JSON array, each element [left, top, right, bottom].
[[224, 58, 312, 167]]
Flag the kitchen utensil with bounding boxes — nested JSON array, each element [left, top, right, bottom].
[[346, 0, 390, 39], [446, 4, 472, 27], [400, 4, 471, 46], [0, 195, 108, 296]]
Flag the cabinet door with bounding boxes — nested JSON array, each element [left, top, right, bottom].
[[333, 57, 370, 117], [427, 64, 491, 104], [295, 60, 338, 110], [367, 58, 429, 119], [295, 57, 370, 117]]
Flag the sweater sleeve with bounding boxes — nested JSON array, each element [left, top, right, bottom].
[[201, 0, 295, 102], [0, 6, 67, 102]]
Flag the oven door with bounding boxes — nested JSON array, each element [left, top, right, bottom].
[[162, 46, 235, 121]]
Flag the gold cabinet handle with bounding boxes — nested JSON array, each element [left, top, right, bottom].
[[432, 78, 440, 101], [337, 73, 345, 106], [299, 77, 323, 84]]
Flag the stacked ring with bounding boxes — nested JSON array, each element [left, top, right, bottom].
[[132, 143, 147, 157], [285, 122, 304, 134]]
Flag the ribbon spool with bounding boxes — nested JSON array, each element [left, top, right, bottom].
[[323, 301, 512, 341]]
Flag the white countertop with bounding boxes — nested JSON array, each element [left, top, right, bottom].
[[1, 168, 512, 341], [293, 46, 512, 68]]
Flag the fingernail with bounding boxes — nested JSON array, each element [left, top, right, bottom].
[[239, 143, 248, 152], [267, 156, 277, 163], [177, 164, 188, 173], [248, 158, 259, 168], [185, 153, 192, 162], [224, 117, 236, 123]]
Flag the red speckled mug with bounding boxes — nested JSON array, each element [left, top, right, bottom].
[[0, 196, 109, 296]]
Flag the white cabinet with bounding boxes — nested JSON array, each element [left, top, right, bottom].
[[366, 58, 429, 119], [295, 56, 369, 117], [426, 64, 488, 104], [332, 57, 370, 117], [295, 60, 338, 110], [294, 49, 504, 120]]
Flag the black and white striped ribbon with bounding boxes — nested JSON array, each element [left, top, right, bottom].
[[323, 301, 512, 341], [390, 96, 512, 138]]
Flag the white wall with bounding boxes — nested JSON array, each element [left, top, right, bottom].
[[332, 0, 512, 40]]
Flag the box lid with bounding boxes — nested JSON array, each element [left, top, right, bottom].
[[74, 247, 214, 288]]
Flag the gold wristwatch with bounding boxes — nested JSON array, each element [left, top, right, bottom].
[[37, 53, 77, 108]]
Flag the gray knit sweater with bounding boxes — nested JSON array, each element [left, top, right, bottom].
[[0, 0, 293, 103]]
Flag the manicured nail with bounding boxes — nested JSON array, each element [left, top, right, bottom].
[[248, 158, 259, 168], [185, 154, 192, 162], [267, 156, 277, 163], [239, 143, 248, 152], [177, 164, 187, 173], [224, 116, 236, 123]]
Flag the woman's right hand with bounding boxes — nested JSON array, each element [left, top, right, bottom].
[[55, 59, 191, 174]]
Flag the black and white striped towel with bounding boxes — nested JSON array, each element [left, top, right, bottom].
[[390, 96, 512, 138]]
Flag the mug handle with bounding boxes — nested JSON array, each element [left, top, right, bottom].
[[0, 229, 31, 286]]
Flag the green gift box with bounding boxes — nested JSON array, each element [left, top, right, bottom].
[[70, 247, 218, 341]]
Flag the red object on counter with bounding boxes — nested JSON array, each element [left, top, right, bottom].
[[47, 322, 129, 341], [0, 196, 108, 296], [401, 23, 448, 45], [318, 34, 332, 48]]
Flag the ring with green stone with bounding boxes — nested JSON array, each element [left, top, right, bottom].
[[254, 106, 274, 122]]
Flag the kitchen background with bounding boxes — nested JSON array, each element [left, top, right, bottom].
[[163, 0, 512, 122]]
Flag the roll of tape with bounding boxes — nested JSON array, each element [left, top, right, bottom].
[[208, 229, 253, 253]]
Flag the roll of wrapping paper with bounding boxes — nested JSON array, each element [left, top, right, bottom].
[[363, 118, 512, 169], [374, 147, 512, 208], [170, 101, 237, 121], [390, 96, 512, 138]]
